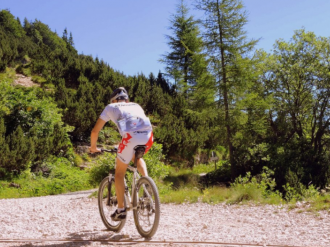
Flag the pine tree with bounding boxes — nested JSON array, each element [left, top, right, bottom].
[[161, 0, 206, 98], [196, 0, 258, 179], [69, 32, 74, 46], [62, 28, 68, 42], [23, 17, 32, 36]]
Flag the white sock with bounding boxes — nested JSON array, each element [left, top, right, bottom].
[[117, 208, 125, 212]]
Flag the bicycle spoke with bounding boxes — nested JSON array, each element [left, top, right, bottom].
[[133, 177, 160, 237], [98, 176, 126, 231]]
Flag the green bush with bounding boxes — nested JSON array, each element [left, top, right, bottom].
[[143, 142, 170, 180], [16, 64, 32, 77], [228, 167, 282, 204], [31, 75, 46, 84], [88, 152, 116, 187], [0, 156, 92, 198], [88, 142, 170, 187], [0, 81, 72, 176], [98, 126, 121, 145]]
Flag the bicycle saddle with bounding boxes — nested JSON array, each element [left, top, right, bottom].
[[134, 145, 146, 159]]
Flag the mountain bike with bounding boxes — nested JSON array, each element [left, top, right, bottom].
[[97, 145, 160, 238]]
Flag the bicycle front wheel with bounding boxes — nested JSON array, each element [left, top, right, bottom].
[[98, 176, 126, 232], [133, 176, 160, 238]]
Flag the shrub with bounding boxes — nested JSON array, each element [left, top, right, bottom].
[[143, 142, 170, 180], [88, 152, 116, 187], [228, 167, 282, 204], [0, 81, 72, 176], [0, 156, 92, 198], [88, 142, 170, 187], [98, 126, 121, 145]]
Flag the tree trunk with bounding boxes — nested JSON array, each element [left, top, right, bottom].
[[216, 0, 236, 180]]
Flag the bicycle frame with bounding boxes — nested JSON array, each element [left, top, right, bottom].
[[102, 146, 153, 211], [98, 146, 160, 238], [123, 164, 140, 211]]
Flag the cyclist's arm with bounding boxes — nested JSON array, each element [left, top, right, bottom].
[[90, 118, 106, 153]]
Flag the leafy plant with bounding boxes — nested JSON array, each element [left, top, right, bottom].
[[88, 152, 116, 187]]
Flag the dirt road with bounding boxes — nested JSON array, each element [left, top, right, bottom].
[[0, 190, 329, 246]]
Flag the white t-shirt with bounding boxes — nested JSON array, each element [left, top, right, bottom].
[[99, 102, 152, 136]]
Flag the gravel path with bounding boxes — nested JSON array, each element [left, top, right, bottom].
[[0, 190, 329, 247]]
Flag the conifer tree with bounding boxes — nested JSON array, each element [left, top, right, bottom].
[[23, 17, 32, 36], [161, 0, 207, 98], [62, 28, 68, 42], [69, 32, 74, 46], [196, 0, 258, 179]]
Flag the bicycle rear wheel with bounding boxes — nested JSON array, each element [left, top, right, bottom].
[[133, 176, 160, 238], [98, 176, 126, 232]]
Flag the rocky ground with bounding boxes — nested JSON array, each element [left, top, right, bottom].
[[0, 190, 329, 247], [13, 74, 39, 87]]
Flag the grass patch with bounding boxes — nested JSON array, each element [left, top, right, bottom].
[[159, 184, 283, 205], [305, 194, 330, 211], [192, 163, 217, 174], [164, 171, 200, 189], [161, 166, 284, 206], [160, 187, 201, 204], [31, 75, 47, 84], [0, 157, 93, 198], [16, 63, 32, 76], [0, 67, 16, 82], [164, 163, 216, 190], [160, 165, 330, 212], [1, 150, 329, 213], [200, 186, 230, 203]]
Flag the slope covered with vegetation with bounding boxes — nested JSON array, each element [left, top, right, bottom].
[[1, 0, 330, 203]]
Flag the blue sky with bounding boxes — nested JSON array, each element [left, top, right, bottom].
[[1, 0, 330, 77]]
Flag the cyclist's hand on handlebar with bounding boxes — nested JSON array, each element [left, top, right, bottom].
[[89, 147, 101, 153]]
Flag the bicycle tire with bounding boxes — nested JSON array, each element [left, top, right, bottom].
[[98, 176, 126, 232], [133, 176, 160, 238]]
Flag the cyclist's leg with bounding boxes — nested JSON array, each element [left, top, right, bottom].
[[114, 157, 128, 209], [115, 132, 137, 210], [131, 131, 153, 177], [131, 156, 148, 177]]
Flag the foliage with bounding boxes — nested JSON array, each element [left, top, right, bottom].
[[143, 143, 170, 180], [195, 0, 260, 179], [88, 142, 170, 187], [0, 80, 72, 177], [98, 126, 121, 145], [1, 6, 330, 201], [164, 169, 200, 190], [88, 152, 116, 187], [161, 187, 201, 204], [229, 167, 281, 204], [160, 0, 212, 100], [0, 157, 92, 198], [260, 29, 330, 190]]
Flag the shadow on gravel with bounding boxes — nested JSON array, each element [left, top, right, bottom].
[[11, 230, 144, 246]]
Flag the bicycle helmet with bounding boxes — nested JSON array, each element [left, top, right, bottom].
[[110, 87, 129, 102]]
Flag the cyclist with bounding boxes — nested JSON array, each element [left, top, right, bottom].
[[89, 87, 153, 221]]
